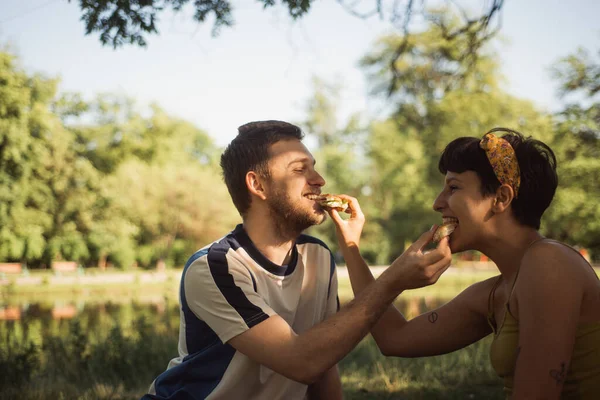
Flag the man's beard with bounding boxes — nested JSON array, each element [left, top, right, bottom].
[[267, 186, 325, 240]]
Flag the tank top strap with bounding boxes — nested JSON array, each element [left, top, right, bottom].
[[506, 237, 548, 306], [488, 275, 502, 329]]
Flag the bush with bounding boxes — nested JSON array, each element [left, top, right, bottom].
[[0, 322, 40, 389]]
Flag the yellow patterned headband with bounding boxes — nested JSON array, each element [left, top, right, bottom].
[[479, 132, 521, 198]]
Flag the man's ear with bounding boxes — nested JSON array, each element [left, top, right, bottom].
[[246, 171, 267, 200], [492, 184, 515, 214]]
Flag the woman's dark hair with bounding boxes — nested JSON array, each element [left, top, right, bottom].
[[220, 120, 304, 216], [438, 128, 558, 229]]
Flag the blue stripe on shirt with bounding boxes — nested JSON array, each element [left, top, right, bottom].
[[206, 239, 269, 328], [143, 343, 236, 400]]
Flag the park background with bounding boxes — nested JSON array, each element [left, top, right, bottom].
[[0, 0, 599, 398]]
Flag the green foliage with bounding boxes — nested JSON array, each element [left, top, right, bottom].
[[357, 22, 551, 262], [69, 0, 314, 48], [0, 52, 46, 261], [0, 306, 179, 398], [2, 19, 599, 267], [0, 48, 238, 269], [312, 19, 598, 263], [107, 160, 238, 268], [300, 77, 370, 257], [0, 322, 40, 389], [544, 47, 600, 258]]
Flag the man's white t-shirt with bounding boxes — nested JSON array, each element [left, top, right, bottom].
[[145, 224, 339, 400]]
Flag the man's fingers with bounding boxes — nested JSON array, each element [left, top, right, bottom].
[[422, 249, 444, 265], [436, 235, 450, 252], [422, 237, 451, 264], [426, 256, 453, 284], [409, 226, 437, 252]]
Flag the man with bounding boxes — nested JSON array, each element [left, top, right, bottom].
[[143, 120, 451, 399]]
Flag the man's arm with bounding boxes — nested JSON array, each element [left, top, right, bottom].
[[341, 245, 493, 357], [306, 365, 343, 400], [228, 231, 452, 384], [327, 195, 491, 357]]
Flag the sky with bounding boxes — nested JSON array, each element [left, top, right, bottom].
[[0, 0, 599, 147]]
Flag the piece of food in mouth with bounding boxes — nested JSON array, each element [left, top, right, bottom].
[[433, 217, 458, 242], [317, 194, 349, 212]]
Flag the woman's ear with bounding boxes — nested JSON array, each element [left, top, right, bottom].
[[246, 171, 267, 200], [492, 184, 515, 213]]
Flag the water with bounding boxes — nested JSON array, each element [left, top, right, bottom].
[[0, 295, 444, 325], [0, 288, 502, 399]]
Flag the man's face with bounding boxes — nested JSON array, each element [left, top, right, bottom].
[[263, 139, 327, 234]]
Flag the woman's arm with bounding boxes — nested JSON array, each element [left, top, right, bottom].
[[511, 243, 582, 399]]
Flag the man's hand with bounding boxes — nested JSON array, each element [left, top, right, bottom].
[[380, 227, 452, 292], [326, 195, 365, 249]]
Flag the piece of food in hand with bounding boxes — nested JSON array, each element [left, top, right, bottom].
[[433, 218, 458, 242], [318, 194, 349, 212]]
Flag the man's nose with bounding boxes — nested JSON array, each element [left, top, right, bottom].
[[310, 170, 326, 187]]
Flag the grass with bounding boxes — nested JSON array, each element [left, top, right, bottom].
[[341, 336, 502, 399], [1, 269, 180, 305], [338, 268, 503, 399], [0, 269, 504, 399]]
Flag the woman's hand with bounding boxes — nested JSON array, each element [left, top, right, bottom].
[[326, 195, 365, 249]]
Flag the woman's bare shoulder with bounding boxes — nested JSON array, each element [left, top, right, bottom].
[[524, 240, 589, 271], [519, 239, 590, 290], [514, 240, 592, 323]]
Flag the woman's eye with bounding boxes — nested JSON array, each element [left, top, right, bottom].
[[294, 168, 305, 173], [449, 185, 459, 192]]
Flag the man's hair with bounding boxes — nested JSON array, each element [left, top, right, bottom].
[[220, 120, 304, 216], [438, 128, 558, 229]]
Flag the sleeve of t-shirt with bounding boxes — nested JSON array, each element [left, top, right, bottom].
[[183, 245, 276, 344], [325, 252, 340, 319]]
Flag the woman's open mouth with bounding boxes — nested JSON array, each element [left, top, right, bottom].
[[442, 217, 459, 226]]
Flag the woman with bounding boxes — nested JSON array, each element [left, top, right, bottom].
[[328, 128, 600, 399]]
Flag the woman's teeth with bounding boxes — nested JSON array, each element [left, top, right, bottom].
[[442, 217, 459, 225]]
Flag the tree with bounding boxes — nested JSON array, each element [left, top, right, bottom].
[[107, 160, 238, 268], [70, 96, 221, 174], [0, 51, 49, 262], [66, 96, 235, 268], [69, 0, 504, 88], [299, 77, 370, 260], [0, 47, 236, 268], [0, 50, 118, 266], [359, 22, 554, 263], [544, 47, 600, 260]]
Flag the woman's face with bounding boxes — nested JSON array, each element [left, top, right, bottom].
[[432, 170, 495, 253]]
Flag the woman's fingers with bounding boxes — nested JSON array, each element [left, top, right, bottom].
[[337, 194, 364, 219], [327, 208, 343, 225]]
